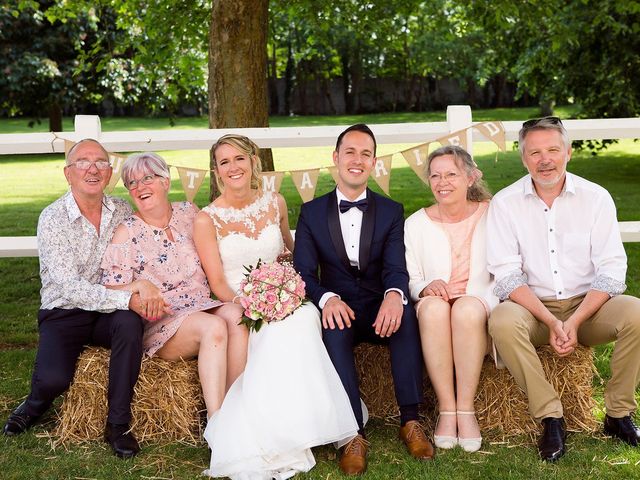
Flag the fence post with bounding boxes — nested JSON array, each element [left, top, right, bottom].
[[446, 105, 473, 155], [74, 115, 102, 140]]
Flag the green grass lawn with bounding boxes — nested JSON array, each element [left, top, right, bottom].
[[1, 106, 640, 479]]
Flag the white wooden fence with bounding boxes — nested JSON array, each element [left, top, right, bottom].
[[1, 105, 639, 257]]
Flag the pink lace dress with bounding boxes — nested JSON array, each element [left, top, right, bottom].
[[101, 201, 223, 356]]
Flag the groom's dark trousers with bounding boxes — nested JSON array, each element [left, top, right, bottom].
[[294, 188, 423, 429]]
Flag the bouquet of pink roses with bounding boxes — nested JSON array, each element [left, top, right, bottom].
[[238, 259, 307, 332]]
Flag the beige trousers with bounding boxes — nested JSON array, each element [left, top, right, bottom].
[[488, 294, 640, 420]]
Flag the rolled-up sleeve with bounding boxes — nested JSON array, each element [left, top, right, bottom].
[[486, 198, 526, 300], [589, 192, 627, 296]]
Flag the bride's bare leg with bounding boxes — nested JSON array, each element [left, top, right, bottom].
[[157, 311, 228, 418], [213, 303, 249, 390]]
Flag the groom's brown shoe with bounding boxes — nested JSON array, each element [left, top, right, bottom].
[[339, 434, 369, 475], [399, 420, 435, 460]]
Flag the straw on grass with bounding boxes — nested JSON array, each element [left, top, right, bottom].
[[55, 347, 204, 445], [355, 343, 597, 440]]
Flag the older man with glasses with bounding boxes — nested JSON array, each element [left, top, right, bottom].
[[2, 139, 146, 458], [487, 117, 640, 462]]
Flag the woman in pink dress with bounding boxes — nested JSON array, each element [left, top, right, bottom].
[[404, 145, 497, 453], [100, 152, 248, 418]]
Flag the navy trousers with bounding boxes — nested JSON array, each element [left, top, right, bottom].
[[322, 297, 423, 429], [25, 308, 144, 424]]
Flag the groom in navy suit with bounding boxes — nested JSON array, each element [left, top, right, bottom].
[[294, 124, 433, 475]]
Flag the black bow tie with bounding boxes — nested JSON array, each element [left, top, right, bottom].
[[339, 199, 368, 213]]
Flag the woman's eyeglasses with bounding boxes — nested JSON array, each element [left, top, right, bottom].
[[125, 174, 161, 190]]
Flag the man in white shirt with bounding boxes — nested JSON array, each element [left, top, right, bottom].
[[294, 124, 432, 475], [3, 139, 147, 458], [487, 117, 640, 462]]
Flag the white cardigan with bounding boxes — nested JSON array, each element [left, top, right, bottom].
[[404, 206, 498, 311]]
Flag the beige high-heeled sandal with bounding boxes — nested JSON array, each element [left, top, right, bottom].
[[433, 411, 458, 449], [457, 410, 482, 452]]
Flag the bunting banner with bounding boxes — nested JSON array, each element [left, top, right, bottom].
[[400, 142, 430, 185], [176, 166, 207, 202], [64, 140, 75, 159], [436, 128, 468, 151], [259, 171, 285, 193], [370, 154, 393, 195], [290, 169, 320, 203], [56, 120, 505, 204], [327, 166, 340, 185], [474, 121, 506, 152], [106, 153, 127, 193]]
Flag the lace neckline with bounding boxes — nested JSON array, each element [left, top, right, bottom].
[[204, 191, 277, 240], [208, 191, 272, 220]]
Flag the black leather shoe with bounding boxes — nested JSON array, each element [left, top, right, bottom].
[[104, 422, 140, 459], [538, 417, 566, 462], [3, 401, 39, 436], [604, 415, 640, 446]]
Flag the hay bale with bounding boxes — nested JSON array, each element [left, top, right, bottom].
[[355, 343, 598, 439], [476, 345, 599, 438], [55, 347, 204, 445]]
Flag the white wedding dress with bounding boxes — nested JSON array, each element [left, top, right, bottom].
[[202, 192, 358, 480]]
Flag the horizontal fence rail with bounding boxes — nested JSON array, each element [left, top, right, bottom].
[[1, 108, 640, 155], [1, 106, 639, 258], [2, 221, 639, 258]]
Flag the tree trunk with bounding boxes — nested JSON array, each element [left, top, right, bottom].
[[208, 0, 273, 201], [340, 52, 352, 114], [267, 42, 279, 115], [284, 37, 294, 116], [540, 98, 556, 117], [349, 48, 362, 114], [49, 101, 63, 132]]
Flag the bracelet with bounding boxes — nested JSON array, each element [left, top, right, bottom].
[[232, 295, 241, 304]]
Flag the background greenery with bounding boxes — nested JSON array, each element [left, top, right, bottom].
[[1, 108, 640, 478], [3, 1, 640, 127]]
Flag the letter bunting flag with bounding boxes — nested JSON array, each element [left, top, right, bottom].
[[60, 121, 505, 203]]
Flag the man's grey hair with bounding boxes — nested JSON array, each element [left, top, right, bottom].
[[66, 138, 109, 164], [518, 118, 570, 157]]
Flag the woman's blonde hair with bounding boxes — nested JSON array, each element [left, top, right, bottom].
[[426, 145, 492, 202], [211, 134, 262, 192]]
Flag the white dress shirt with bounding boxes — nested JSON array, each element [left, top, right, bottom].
[[487, 173, 627, 301], [319, 188, 406, 308], [38, 191, 133, 311]]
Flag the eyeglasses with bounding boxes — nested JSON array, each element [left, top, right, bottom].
[[68, 160, 111, 170], [125, 174, 161, 190], [522, 116, 563, 129], [429, 172, 462, 183]]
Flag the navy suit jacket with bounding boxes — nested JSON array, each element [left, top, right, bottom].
[[293, 188, 410, 310]]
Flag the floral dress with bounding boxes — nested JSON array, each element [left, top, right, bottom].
[[101, 201, 223, 356]]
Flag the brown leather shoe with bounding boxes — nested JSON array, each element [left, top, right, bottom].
[[399, 420, 435, 460], [339, 434, 369, 475]]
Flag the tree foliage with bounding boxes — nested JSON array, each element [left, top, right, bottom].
[[0, 0, 110, 130], [3, 0, 640, 136]]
